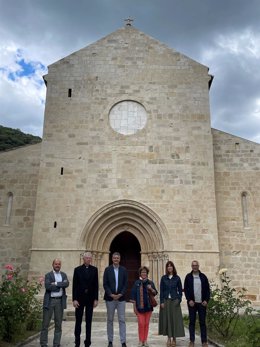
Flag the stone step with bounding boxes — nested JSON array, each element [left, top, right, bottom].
[[64, 309, 159, 323], [64, 303, 160, 323]]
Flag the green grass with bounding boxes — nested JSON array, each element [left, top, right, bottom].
[[0, 330, 40, 347], [183, 314, 260, 347], [0, 320, 42, 347], [208, 315, 260, 347]]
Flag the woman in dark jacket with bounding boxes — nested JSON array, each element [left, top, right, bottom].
[[131, 266, 158, 347], [159, 261, 185, 347]]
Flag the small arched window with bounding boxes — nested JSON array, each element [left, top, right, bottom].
[[5, 192, 13, 225], [241, 191, 249, 228]]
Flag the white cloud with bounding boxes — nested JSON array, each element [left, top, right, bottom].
[[0, 1, 260, 143], [253, 99, 260, 121], [198, 29, 260, 143], [0, 46, 47, 136], [217, 29, 260, 59], [0, 42, 21, 72]]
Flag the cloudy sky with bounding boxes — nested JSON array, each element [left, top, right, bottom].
[[0, 0, 260, 143]]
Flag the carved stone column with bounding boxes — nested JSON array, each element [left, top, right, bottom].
[[148, 252, 169, 290]]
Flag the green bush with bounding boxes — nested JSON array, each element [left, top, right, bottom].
[[0, 125, 41, 151], [0, 264, 43, 342], [207, 268, 254, 341]]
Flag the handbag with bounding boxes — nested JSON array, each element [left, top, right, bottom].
[[148, 287, 158, 307]]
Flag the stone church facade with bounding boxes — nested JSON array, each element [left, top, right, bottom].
[[0, 25, 259, 304]]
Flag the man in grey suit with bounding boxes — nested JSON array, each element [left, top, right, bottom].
[[103, 252, 128, 347], [40, 259, 69, 347]]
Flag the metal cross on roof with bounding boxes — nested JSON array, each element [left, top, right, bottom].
[[124, 17, 134, 26]]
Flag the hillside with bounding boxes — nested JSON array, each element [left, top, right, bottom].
[[0, 125, 42, 151]]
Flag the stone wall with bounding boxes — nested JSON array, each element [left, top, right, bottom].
[[0, 144, 41, 274], [213, 129, 260, 305], [1, 27, 259, 306], [29, 26, 220, 294]]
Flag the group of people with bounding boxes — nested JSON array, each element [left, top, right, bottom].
[[40, 253, 210, 347], [131, 260, 210, 347]]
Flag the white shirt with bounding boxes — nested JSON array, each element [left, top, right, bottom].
[[168, 275, 173, 298], [113, 266, 119, 293], [51, 271, 63, 297]]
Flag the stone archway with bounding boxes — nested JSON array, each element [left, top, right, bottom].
[[80, 199, 169, 289]]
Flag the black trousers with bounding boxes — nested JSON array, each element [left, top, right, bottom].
[[74, 299, 94, 347], [188, 302, 207, 343]]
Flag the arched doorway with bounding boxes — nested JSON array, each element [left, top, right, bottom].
[[109, 231, 141, 301], [81, 200, 169, 291]]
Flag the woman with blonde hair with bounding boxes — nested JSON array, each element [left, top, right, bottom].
[[159, 261, 185, 346]]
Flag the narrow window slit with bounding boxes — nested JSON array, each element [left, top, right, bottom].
[[5, 192, 13, 225], [241, 192, 249, 227]]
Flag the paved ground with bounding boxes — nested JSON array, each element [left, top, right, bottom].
[[22, 320, 215, 347]]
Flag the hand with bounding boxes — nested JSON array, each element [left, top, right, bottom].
[[202, 301, 208, 307], [147, 285, 155, 294], [73, 300, 80, 308], [93, 300, 98, 308], [133, 307, 138, 315], [160, 303, 165, 309], [189, 300, 195, 307], [111, 294, 121, 300]]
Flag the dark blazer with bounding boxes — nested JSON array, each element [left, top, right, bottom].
[[103, 265, 128, 301], [184, 271, 210, 303], [43, 271, 69, 310], [72, 264, 99, 303]]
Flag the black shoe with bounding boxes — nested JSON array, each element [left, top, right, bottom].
[[108, 343, 113, 347], [122, 343, 127, 347]]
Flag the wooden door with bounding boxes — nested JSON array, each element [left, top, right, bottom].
[[109, 231, 141, 301]]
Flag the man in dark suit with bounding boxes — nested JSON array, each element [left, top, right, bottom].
[[40, 258, 69, 347], [72, 252, 99, 347], [103, 252, 128, 347]]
